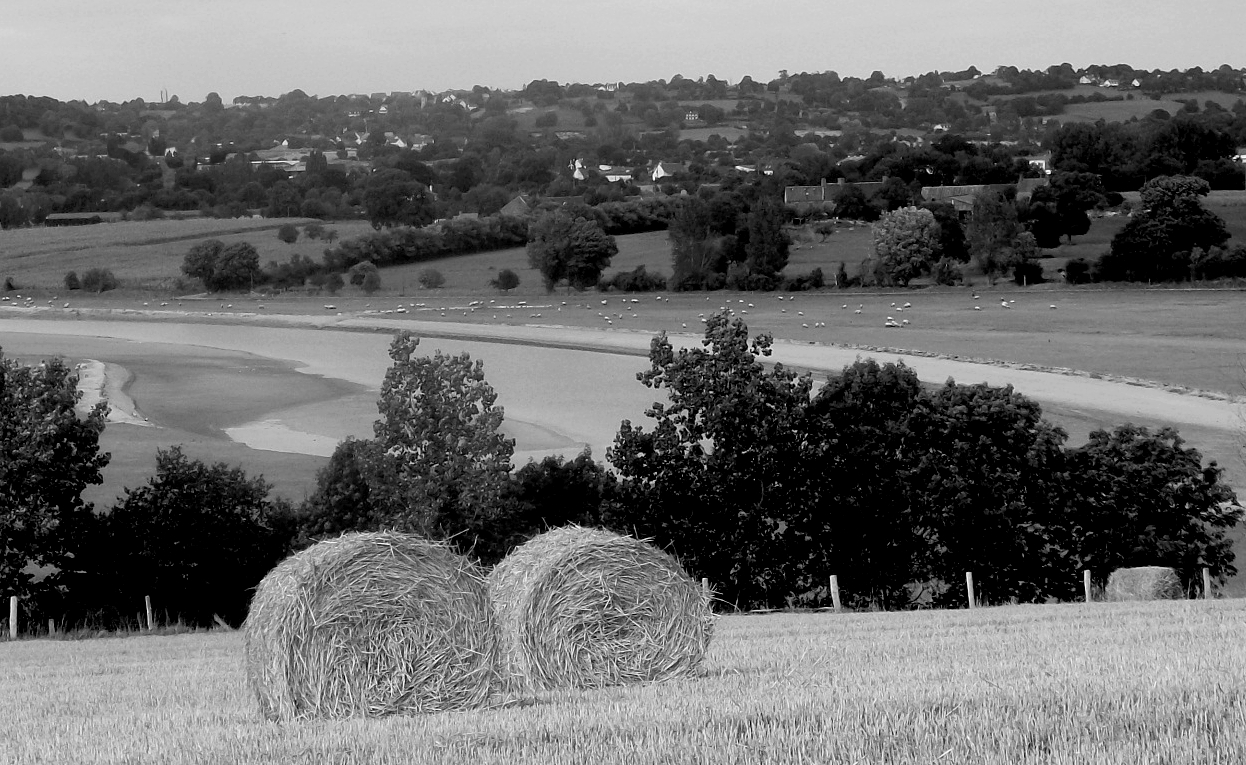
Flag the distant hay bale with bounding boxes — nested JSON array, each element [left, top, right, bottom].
[[488, 525, 714, 692], [1105, 566, 1183, 601], [243, 531, 500, 721]]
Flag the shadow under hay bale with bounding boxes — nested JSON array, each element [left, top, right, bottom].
[[243, 531, 501, 721], [1105, 566, 1183, 601], [487, 525, 715, 693]]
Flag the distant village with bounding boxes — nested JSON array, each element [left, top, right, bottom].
[[2, 62, 1245, 228]]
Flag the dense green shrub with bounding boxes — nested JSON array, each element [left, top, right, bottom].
[[418, 268, 445, 289], [490, 268, 520, 292], [1013, 259, 1045, 285], [781, 267, 825, 292], [81, 267, 118, 293], [600, 265, 667, 292], [277, 223, 299, 243], [63, 271, 81, 290], [1064, 257, 1092, 284]]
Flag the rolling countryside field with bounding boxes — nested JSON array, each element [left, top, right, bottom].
[[3, 601, 1244, 764], [0, 217, 373, 289]]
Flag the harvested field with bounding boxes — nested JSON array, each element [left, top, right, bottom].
[[4, 601, 1244, 763]]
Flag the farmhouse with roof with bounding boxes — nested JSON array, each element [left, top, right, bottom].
[[651, 161, 688, 182]]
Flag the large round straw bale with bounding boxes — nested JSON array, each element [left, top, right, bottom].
[[487, 525, 714, 692], [1105, 566, 1183, 601], [243, 531, 500, 721]]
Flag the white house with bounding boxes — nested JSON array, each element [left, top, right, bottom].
[[651, 161, 687, 182], [600, 165, 634, 183]]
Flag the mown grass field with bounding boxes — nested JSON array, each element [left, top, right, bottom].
[[3, 601, 1243, 764], [0, 217, 373, 289]]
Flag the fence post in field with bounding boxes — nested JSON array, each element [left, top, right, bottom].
[[47, 618, 55, 636], [8, 595, 16, 639], [145, 595, 154, 631], [829, 575, 842, 613], [1083, 569, 1093, 603], [965, 572, 976, 609], [1203, 568, 1213, 600]]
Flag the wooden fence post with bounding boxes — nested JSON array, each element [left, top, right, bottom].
[[8, 596, 16, 639], [145, 595, 154, 631], [829, 575, 842, 613], [47, 618, 55, 637], [1083, 569, 1092, 603], [965, 572, 976, 609], [1203, 568, 1213, 600]]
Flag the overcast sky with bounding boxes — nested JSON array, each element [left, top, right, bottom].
[[3, 1, 1244, 103]]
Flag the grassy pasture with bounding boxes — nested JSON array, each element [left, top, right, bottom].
[[678, 126, 748, 143], [0, 218, 373, 289], [3, 601, 1243, 763]]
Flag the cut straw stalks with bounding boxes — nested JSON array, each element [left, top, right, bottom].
[[488, 525, 715, 693], [1105, 566, 1184, 601], [243, 531, 501, 721]]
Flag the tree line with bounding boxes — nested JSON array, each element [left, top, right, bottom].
[[2, 317, 1240, 627]]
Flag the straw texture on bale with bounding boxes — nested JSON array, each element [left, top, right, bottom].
[[1105, 566, 1183, 601], [488, 525, 714, 692], [243, 531, 500, 721]]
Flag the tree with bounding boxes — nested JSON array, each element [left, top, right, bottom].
[[966, 189, 1022, 283], [298, 334, 516, 562], [211, 242, 261, 291], [0, 351, 109, 598], [182, 239, 224, 287], [900, 381, 1070, 605], [348, 261, 381, 294], [418, 268, 445, 289], [362, 168, 436, 229], [1064, 425, 1242, 590], [608, 312, 821, 609], [80, 267, 118, 293], [526, 211, 618, 291], [832, 183, 880, 221], [1105, 175, 1229, 282], [324, 271, 345, 295], [870, 207, 940, 286], [294, 437, 379, 545], [743, 196, 790, 277], [63, 271, 81, 291], [490, 268, 520, 292], [669, 196, 728, 290], [804, 359, 929, 609], [74, 447, 291, 626], [502, 449, 620, 542], [276, 223, 299, 244]]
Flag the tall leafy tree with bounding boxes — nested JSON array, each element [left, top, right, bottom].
[[966, 188, 1021, 283], [526, 210, 618, 291], [0, 351, 109, 598], [805, 359, 928, 608], [900, 381, 1070, 604], [609, 313, 819, 608], [303, 333, 517, 562], [362, 168, 436, 229], [71, 447, 291, 626], [743, 195, 791, 277], [1104, 175, 1229, 282], [870, 206, 940, 286], [1064, 425, 1241, 589]]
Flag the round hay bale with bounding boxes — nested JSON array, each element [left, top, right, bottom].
[[1105, 566, 1183, 601], [243, 531, 500, 721], [487, 525, 714, 692]]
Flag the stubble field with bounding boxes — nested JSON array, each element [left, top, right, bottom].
[[3, 601, 1244, 764]]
